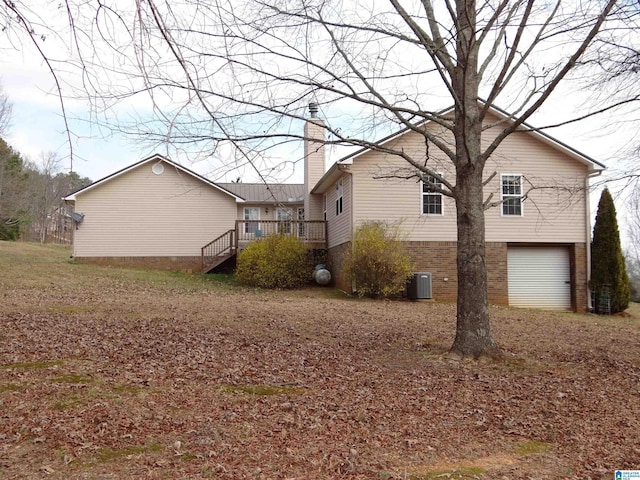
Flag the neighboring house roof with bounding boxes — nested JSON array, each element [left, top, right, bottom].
[[63, 154, 245, 202], [312, 103, 606, 194], [218, 183, 305, 204]]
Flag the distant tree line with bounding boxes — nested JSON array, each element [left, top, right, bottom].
[[0, 138, 91, 243]]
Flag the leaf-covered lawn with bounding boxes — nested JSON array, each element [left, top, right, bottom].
[[1, 241, 639, 479]]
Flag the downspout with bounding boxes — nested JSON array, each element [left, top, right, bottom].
[[338, 163, 354, 292], [586, 169, 603, 311]]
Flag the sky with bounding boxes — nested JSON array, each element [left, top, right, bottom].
[[1, 1, 638, 242], [2, 59, 632, 183]]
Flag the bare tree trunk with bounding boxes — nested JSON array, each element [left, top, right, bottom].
[[448, 7, 501, 358], [450, 160, 501, 359]]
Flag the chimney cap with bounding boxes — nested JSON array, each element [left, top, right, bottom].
[[308, 102, 319, 118]]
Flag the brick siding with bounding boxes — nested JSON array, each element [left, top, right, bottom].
[[73, 256, 202, 273], [573, 243, 589, 313], [330, 240, 588, 311], [404, 241, 509, 304]]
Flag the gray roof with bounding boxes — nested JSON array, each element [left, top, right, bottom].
[[217, 183, 305, 204]]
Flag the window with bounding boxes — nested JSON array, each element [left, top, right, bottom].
[[276, 207, 293, 234], [244, 207, 260, 234], [421, 174, 443, 215], [297, 207, 305, 237], [335, 179, 343, 216], [501, 174, 523, 216]]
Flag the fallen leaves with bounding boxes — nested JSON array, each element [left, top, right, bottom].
[[0, 242, 639, 479]]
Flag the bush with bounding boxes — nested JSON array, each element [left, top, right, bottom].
[[236, 234, 312, 289], [0, 218, 21, 241], [591, 188, 630, 314], [344, 221, 413, 298]]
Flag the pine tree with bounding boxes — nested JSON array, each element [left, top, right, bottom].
[[591, 188, 630, 314]]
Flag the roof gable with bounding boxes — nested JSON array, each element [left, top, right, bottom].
[[313, 103, 605, 193], [341, 104, 604, 169], [64, 154, 245, 202]]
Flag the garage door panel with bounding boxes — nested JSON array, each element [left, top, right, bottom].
[[508, 247, 571, 310]]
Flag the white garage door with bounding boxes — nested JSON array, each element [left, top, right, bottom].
[[507, 247, 572, 310]]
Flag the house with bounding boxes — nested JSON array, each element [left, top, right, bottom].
[[64, 103, 605, 312], [63, 159, 245, 271]]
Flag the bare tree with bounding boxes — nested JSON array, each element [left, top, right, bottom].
[[0, 138, 28, 239], [0, 84, 12, 137], [68, 0, 638, 359], [624, 187, 640, 301], [24, 152, 63, 242], [1, 0, 77, 169], [4, 0, 639, 358]]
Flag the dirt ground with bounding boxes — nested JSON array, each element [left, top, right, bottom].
[[1, 242, 639, 479]]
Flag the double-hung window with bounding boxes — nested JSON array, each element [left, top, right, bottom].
[[276, 207, 293, 234], [421, 174, 443, 215], [335, 179, 343, 216], [244, 207, 260, 234], [501, 174, 523, 216]]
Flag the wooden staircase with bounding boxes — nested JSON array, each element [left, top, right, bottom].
[[201, 229, 236, 273]]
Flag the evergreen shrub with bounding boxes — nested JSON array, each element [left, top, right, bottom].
[[591, 188, 630, 314]]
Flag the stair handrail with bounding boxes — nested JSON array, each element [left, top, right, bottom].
[[201, 229, 235, 270]]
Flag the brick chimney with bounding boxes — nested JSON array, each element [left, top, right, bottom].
[[304, 102, 326, 221]]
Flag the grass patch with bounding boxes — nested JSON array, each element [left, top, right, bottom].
[[205, 273, 236, 285], [220, 384, 306, 396], [52, 382, 147, 410], [0, 360, 63, 370], [111, 384, 145, 395], [406, 466, 486, 479], [0, 383, 25, 393], [50, 373, 95, 384], [515, 440, 552, 455], [49, 305, 91, 314], [52, 396, 82, 411], [51, 384, 107, 410], [95, 443, 164, 463]]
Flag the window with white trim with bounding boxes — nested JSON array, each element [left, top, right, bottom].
[[421, 174, 443, 215], [244, 207, 260, 234], [276, 207, 293, 234], [335, 179, 343, 216], [501, 174, 523, 216]]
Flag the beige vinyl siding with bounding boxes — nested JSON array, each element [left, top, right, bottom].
[[351, 128, 458, 241], [306, 193, 324, 221], [325, 173, 352, 248], [73, 162, 238, 257], [304, 119, 327, 221], [350, 116, 588, 244], [483, 130, 587, 242]]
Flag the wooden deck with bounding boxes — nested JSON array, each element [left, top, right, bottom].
[[201, 220, 327, 273]]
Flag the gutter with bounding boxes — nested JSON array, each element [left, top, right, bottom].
[[585, 167, 604, 310]]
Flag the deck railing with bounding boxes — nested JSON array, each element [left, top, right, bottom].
[[201, 221, 327, 272], [201, 229, 235, 270], [235, 220, 327, 247]]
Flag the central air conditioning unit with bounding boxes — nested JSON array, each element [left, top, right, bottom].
[[407, 272, 432, 300]]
